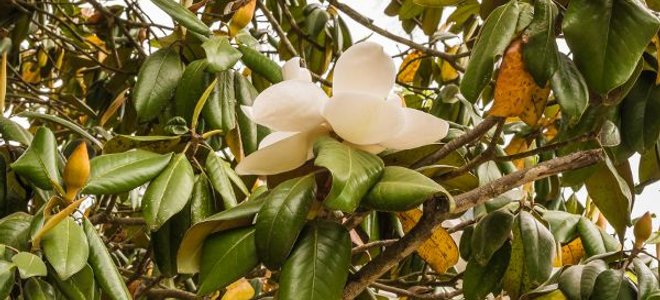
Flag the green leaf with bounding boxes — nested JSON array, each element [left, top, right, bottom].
[[202, 70, 236, 131], [18, 112, 102, 148], [579, 259, 607, 299], [550, 54, 589, 126], [279, 221, 351, 300], [413, 0, 462, 7], [577, 216, 606, 257], [542, 210, 580, 244], [41, 217, 88, 280], [0, 212, 32, 251], [503, 211, 555, 299], [174, 59, 209, 123], [10, 127, 61, 191], [198, 227, 259, 296], [558, 265, 584, 300], [143, 153, 195, 230], [522, 0, 558, 85], [133, 48, 184, 122], [255, 175, 315, 269], [313, 137, 384, 212], [177, 192, 266, 274], [190, 174, 215, 224], [234, 74, 259, 155], [471, 208, 515, 266], [205, 152, 243, 209], [620, 71, 660, 153], [590, 269, 636, 300], [562, 0, 660, 94], [464, 243, 511, 300], [363, 166, 450, 212], [237, 45, 283, 83], [0, 260, 15, 299], [11, 251, 46, 279], [151, 0, 211, 36], [460, 1, 520, 103], [637, 142, 660, 193], [152, 206, 190, 277], [24, 277, 56, 300], [83, 150, 172, 194], [50, 264, 97, 300], [103, 135, 182, 154], [0, 116, 32, 145], [633, 259, 659, 300], [83, 219, 131, 300], [585, 157, 633, 237], [202, 36, 242, 73]]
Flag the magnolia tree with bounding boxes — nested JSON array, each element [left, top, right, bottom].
[[1, 0, 660, 298]]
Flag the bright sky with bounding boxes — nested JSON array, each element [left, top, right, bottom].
[[138, 0, 660, 254]]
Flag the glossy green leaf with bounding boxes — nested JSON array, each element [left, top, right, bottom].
[[133, 48, 184, 122], [464, 243, 511, 300], [577, 217, 606, 257], [503, 211, 555, 299], [522, 0, 558, 85], [198, 226, 259, 296], [143, 153, 194, 230], [83, 218, 131, 300], [364, 166, 450, 212], [256, 175, 315, 269], [151, 0, 211, 36], [174, 59, 209, 123], [0, 260, 15, 299], [24, 277, 56, 300], [190, 174, 215, 224], [562, 0, 660, 94], [177, 192, 266, 274], [579, 259, 607, 299], [202, 70, 236, 131], [460, 1, 520, 103], [237, 45, 283, 83], [542, 210, 580, 244], [41, 217, 88, 280], [279, 221, 351, 300], [590, 269, 636, 300], [50, 264, 97, 300], [202, 36, 241, 73], [634, 259, 658, 300], [83, 150, 172, 194], [153, 205, 190, 277], [558, 265, 584, 300], [585, 158, 632, 237], [234, 74, 259, 155], [205, 152, 241, 209], [103, 135, 182, 154], [10, 127, 61, 191], [551, 55, 588, 127], [11, 251, 46, 279], [0, 212, 32, 250], [471, 208, 515, 266], [459, 225, 474, 260], [620, 71, 660, 153], [0, 116, 33, 145], [638, 142, 660, 193], [314, 137, 384, 212]]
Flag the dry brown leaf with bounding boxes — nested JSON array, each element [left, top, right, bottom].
[[398, 209, 458, 273], [221, 278, 255, 300], [397, 50, 424, 83], [519, 85, 551, 127], [100, 88, 128, 126]]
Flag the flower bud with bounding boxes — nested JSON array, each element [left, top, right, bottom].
[[633, 212, 653, 249], [63, 142, 90, 200]]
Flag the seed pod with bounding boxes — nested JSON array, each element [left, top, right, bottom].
[[633, 212, 652, 249], [63, 142, 90, 200]]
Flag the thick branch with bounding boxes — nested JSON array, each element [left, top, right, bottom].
[[343, 148, 604, 299]]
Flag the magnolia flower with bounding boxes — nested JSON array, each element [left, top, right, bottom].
[[236, 42, 449, 175]]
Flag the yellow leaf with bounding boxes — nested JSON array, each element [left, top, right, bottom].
[[226, 128, 244, 162], [504, 136, 529, 170], [397, 50, 423, 83], [397, 209, 458, 273], [535, 290, 568, 300], [21, 61, 41, 84], [440, 46, 459, 82], [100, 88, 129, 126], [553, 238, 585, 267], [1, 52, 6, 115], [221, 278, 255, 300], [229, 0, 257, 36], [490, 39, 547, 123], [85, 34, 106, 49]]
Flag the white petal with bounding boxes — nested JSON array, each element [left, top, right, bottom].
[[282, 57, 312, 82], [333, 42, 396, 98], [235, 128, 328, 175], [343, 141, 386, 154], [251, 80, 328, 132], [379, 108, 449, 150], [240, 105, 254, 120], [322, 92, 405, 145]]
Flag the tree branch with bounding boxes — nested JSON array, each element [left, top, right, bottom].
[[343, 148, 605, 299]]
